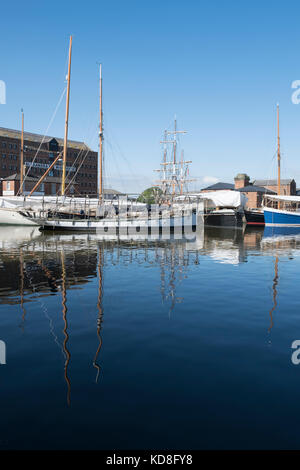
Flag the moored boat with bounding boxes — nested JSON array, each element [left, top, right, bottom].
[[176, 190, 247, 228], [244, 209, 265, 226], [204, 208, 244, 228], [262, 104, 300, 227], [0, 207, 40, 226], [263, 195, 300, 226]]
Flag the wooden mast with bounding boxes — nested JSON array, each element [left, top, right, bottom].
[[277, 103, 281, 197], [172, 117, 177, 196], [61, 35, 72, 196], [98, 63, 103, 200], [20, 109, 24, 195], [180, 149, 184, 195]]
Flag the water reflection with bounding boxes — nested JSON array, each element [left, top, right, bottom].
[[93, 245, 104, 383], [19, 248, 26, 330], [2, 225, 300, 406], [2, 226, 300, 449], [61, 250, 71, 406], [268, 256, 278, 335], [261, 226, 300, 338]]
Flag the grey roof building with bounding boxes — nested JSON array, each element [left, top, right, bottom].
[[3, 173, 38, 182], [253, 179, 294, 186], [201, 182, 234, 191], [236, 185, 276, 194]]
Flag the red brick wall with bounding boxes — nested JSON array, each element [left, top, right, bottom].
[[259, 183, 295, 196], [0, 134, 98, 196], [234, 176, 250, 189]]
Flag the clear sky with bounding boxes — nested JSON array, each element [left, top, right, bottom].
[[1, 0, 300, 193]]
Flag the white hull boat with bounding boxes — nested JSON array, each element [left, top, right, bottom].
[[37, 208, 202, 232], [0, 207, 40, 226]]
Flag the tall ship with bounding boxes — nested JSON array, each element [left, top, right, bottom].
[[0, 37, 203, 233]]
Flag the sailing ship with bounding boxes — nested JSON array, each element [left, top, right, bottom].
[[0, 38, 202, 231], [263, 104, 300, 227], [35, 42, 203, 232]]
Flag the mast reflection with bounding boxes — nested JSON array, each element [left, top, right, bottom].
[[268, 256, 279, 334], [19, 248, 26, 330], [93, 245, 104, 383], [61, 249, 71, 406], [261, 226, 300, 335]]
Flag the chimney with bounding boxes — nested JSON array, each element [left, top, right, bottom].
[[234, 173, 250, 190]]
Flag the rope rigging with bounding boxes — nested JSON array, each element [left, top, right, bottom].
[[17, 86, 67, 195]]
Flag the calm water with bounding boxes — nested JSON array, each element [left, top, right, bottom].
[[0, 225, 300, 450]]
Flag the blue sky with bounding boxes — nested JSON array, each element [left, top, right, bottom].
[[1, 0, 300, 193]]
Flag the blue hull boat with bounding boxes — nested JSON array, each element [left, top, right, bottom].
[[264, 207, 300, 227]]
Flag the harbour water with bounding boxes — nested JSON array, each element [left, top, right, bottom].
[[1, 225, 300, 449]]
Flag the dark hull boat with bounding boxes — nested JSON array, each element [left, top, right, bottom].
[[176, 191, 247, 229], [204, 209, 244, 228], [244, 209, 265, 226]]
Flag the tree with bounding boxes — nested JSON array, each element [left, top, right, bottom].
[[137, 186, 163, 205]]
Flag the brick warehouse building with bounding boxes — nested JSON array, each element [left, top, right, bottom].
[[200, 173, 297, 209], [0, 127, 98, 196]]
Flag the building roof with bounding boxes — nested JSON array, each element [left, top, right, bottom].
[[3, 173, 38, 182], [3, 173, 73, 184], [103, 188, 124, 195], [254, 179, 294, 186], [236, 185, 276, 194], [202, 182, 234, 191], [0, 127, 92, 152]]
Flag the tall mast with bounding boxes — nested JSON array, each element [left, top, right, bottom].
[[172, 117, 177, 196], [163, 130, 167, 192], [277, 103, 281, 197], [99, 64, 103, 200], [61, 35, 72, 196], [155, 119, 192, 196], [180, 149, 184, 195], [20, 109, 24, 195]]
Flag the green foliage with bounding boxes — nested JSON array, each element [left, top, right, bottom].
[[137, 187, 163, 205]]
